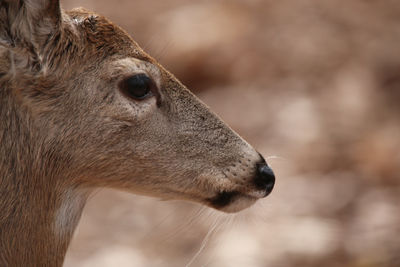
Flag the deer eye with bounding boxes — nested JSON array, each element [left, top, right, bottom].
[[119, 74, 153, 100]]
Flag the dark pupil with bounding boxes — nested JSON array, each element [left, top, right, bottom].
[[125, 74, 151, 99]]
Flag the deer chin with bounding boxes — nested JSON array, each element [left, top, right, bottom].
[[206, 191, 260, 213]]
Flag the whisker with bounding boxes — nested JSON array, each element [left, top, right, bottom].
[[153, 40, 174, 63], [266, 155, 287, 161], [160, 206, 209, 242], [140, 206, 179, 241], [185, 216, 222, 267]]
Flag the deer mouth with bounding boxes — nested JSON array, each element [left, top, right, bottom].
[[206, 163, 275, 213]]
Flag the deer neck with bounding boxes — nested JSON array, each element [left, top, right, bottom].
[[0, 93, 89, 265], [0, 169, 89, 266]]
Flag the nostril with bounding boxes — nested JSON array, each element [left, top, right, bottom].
[[259, 165, 274, 181], [255, 163, 275, 196]]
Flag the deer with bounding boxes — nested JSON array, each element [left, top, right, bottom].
[[0, 0, 275, 266]]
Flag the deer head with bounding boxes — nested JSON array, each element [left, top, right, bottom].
[[0, 0, 275, 265]]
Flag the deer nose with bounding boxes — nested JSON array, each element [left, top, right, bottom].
[[254, 163, 275, 197]]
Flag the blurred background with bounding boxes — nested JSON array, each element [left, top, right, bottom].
[[62, 0, 400, 266]]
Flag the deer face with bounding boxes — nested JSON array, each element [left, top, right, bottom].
[[0, 4, 274, 213]]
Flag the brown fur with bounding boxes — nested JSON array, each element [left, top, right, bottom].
[[0, 1, 272, 266]]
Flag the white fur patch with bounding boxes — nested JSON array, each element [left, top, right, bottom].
[[54, 188, 88, 239]]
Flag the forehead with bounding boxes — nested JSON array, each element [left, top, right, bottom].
[[66, 8, 154, 63]]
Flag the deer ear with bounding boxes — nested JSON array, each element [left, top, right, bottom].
[[0, 0, 61, 66]]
